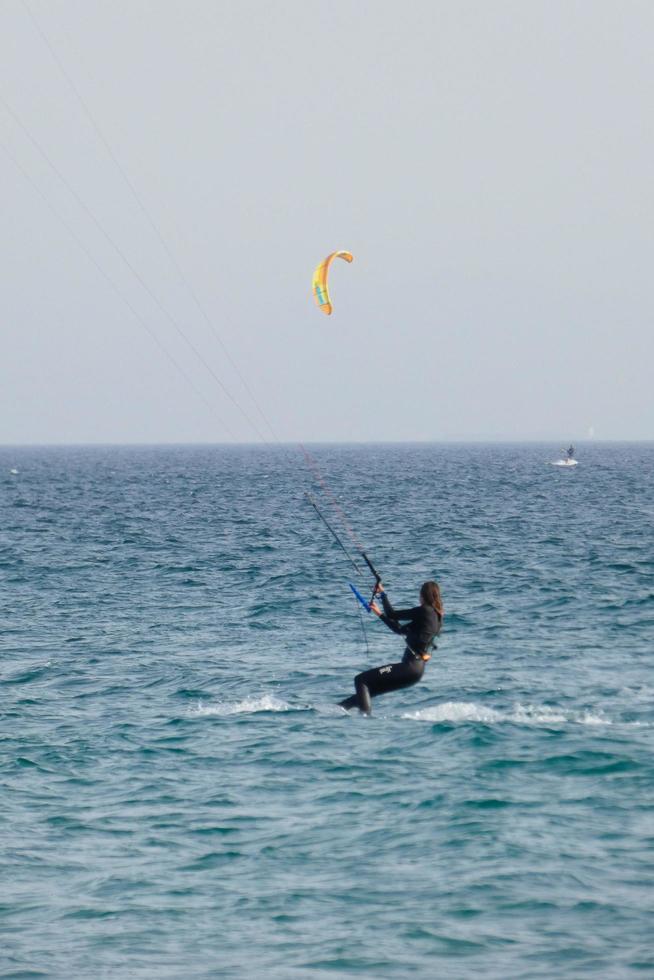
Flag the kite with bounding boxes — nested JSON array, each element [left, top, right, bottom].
[[311, 250, 354, 315]]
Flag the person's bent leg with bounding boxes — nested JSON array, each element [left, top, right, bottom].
[[360, 660, 424, 708], [341, 658, 424, 713], [355, 676, 372, 714], [339, 678, 373, 714]]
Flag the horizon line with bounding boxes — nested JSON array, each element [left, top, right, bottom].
[[1, 438, 652, 450]]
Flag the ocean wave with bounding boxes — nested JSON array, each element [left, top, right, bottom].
[[404, 701, 619, 727], [190, 695, 298, 716]]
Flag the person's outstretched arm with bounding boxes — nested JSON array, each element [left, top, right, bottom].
[[371, 588, 419, 635], [380, 590, 422, 622]]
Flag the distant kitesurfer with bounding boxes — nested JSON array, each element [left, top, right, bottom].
[[339, 581, 443, 714], [567, 445, 575, 459]]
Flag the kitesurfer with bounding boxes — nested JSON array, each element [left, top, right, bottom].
[[567, 445, 575, 459], [339, 581, 443, 714]]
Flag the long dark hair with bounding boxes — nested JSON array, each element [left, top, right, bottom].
[[420, 580, 443, 619]]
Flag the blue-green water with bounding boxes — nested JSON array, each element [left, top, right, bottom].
[[1, 443, 653, 979]]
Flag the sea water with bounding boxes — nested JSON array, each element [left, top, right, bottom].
[[1, 443, 653, 979]]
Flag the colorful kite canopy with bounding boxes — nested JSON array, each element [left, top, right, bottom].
[[312, 251, 354, 315]]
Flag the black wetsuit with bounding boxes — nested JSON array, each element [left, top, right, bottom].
[[339, 593, 442, 713]]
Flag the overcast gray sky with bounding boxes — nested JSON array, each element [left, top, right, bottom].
[[1, 0, 652, 444]]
